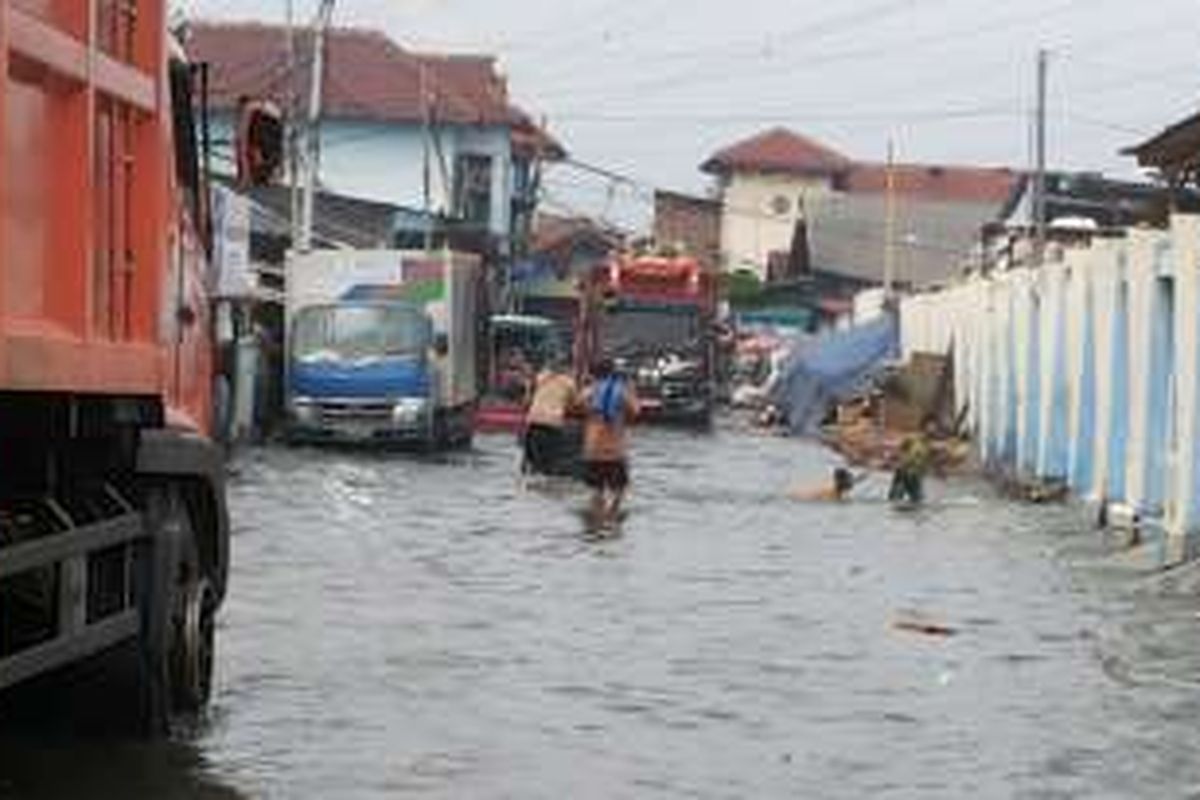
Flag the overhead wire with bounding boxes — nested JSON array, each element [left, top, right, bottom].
[[543, 176, 980, 259], [496, 0, 680, 69], [196, 0, 1195, 241], [532, 0, 934, 96], [535, 0, 1091, 105]]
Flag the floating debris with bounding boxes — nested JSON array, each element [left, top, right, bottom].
[[893, 617, 958, 638]]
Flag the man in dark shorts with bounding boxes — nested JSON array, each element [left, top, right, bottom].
[[522, 359, 578, 476], [581, 359, 640, 520]]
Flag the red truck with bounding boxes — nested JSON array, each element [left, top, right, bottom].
[[1, 0, 229, 732], [578, 255, 718, 427]]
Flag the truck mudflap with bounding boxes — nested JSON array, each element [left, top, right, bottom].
[[136, 429, 231, 602]]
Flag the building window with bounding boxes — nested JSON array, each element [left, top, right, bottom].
[[512, 158, 532, 199], [454, 154, 493, 227], [770, 194, 791, 216]]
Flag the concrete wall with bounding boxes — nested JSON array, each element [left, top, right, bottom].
[[719, 171, 831, 277], [897, 215, 1200, 563]]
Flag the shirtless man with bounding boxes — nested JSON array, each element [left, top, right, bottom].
[[581, 359, 640, 521], [522, 358, 578, 476]]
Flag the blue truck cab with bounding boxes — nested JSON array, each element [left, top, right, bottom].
[[284, 249, 481, 449], [288, 298, 442, 443]]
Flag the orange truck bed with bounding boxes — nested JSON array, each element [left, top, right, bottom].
[[1, 0, 211, 431]]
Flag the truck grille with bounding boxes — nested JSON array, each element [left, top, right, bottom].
[[316, 402, 393, 422]]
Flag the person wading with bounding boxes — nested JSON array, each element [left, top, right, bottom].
[[792, 466, 861, 502], [889, 430, 932, 504], [522, 358, 578, 477], [581, 358, 640, 521]]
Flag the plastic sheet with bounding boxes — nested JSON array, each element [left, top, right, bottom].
[[773, 313, 899, 433]]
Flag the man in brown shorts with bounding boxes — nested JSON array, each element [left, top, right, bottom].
[[581, 358, 640, 521]]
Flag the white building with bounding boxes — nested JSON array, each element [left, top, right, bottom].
[[701, 127, 1017, 290]]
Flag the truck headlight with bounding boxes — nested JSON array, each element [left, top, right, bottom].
[[392, 398, 429, 426], [290, 398, 318, 424]]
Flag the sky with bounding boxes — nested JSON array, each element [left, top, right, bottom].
[[178, 0, 1200, 229]]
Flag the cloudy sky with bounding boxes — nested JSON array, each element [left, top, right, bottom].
[[179, 0, 1199, 227]]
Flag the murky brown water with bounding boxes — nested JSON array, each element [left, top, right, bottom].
[[4, 425, 1200, 799]]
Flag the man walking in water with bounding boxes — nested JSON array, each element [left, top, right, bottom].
[[581, 358, 640, 522], [522, 357, 578, 477]]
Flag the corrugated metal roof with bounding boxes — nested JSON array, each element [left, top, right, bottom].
[[809, 193, 1002, 288]]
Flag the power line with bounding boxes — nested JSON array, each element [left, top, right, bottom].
[[533, 0, 934, 97], [549, 104, 1022, 126], [1062, 113, 1150, 138], [545, 179, 980, 259], [534, 0, 1093, 104]]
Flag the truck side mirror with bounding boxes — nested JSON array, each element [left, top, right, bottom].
[[236, 98, 284, 187]]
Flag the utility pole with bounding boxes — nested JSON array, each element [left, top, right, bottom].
[[884, 136, 897, 299], [298, 0, 336, 253], [1033, 48, 1049, 264], [420, 62, 433, 253], [286, 0, 300, 247]]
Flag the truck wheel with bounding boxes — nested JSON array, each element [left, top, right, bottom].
[[171, 567, 217, 713], [139, 485, 217, 733]]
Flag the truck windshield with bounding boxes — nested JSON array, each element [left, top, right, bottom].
[[493, 321, 570, 367], [602, 307, 699, 354], [293, 305, 430, 362]]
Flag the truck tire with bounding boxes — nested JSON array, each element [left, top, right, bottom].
[[171, 570, 217, 714], [138, 485, 217, 734]]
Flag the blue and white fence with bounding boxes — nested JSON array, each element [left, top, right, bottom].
[[898, 215, 1200, 562]]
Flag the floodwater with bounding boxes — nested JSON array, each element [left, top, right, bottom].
[[5, 425, 1200, 799]]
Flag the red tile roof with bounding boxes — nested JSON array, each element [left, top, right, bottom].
[[703, 127, 1020, 204], [701, 127, 851, 176], [185, 21, 510, 126], [846, 163, 1018, 204]]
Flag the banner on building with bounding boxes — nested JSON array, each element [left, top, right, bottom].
[[211, 185, 254, 298]]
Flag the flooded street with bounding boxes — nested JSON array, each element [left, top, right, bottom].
[[7, 425, 1200, 798]]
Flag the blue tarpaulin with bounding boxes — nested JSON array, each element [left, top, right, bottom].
[[773, 313, 899, 433]]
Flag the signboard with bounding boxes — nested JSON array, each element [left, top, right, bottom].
[[211, 185, 253, 297]]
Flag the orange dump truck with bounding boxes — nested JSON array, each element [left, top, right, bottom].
[[0, 0, 228, 731], [579, 255, 718, 427]]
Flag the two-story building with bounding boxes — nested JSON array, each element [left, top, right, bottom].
[[701, 127, 1018, 301], [186, 21, 562, 267], [702, 127, 850, 277]]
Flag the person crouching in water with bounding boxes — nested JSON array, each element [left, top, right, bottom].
[[523, 358, 578, 477], [889, 430, 931, 504], [792, 467, 859, 502], [582, 358, 640, 520]]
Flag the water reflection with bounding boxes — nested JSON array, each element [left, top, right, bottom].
[[6, 426, 1200, 798], [0, 666, 244, 800]]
